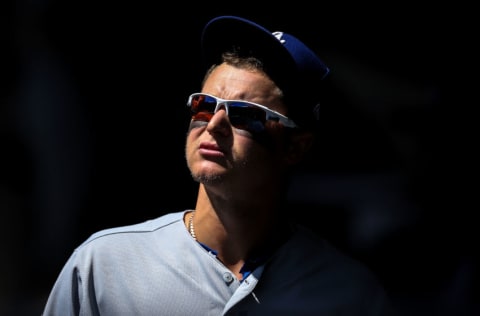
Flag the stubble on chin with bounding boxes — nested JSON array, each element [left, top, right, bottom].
[[190, 157, 251, 185], [191, 172, 223, 184]]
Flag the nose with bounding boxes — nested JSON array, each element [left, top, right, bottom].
[[206, 106, 232, 135]]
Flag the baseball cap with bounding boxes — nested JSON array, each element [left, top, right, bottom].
[[200, 15, 330, 128]]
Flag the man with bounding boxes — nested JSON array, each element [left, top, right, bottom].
[[42, 15, 395, 315]]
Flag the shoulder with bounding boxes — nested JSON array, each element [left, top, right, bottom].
[[287, 225, 376, 277], [270, 224, 387, 292], [257, 225, 394, 314], [76, 210, 188, 250]]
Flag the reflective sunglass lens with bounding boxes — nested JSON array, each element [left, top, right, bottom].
[[228, 106, 266, 131], [192, 112, 213, 122], [191, 95, 215, 113], [188, 94, 274, 132]]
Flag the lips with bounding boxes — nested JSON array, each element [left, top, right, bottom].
[[198, 142, 225, 157]]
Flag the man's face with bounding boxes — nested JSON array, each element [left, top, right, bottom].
[[184, 63, 291, 190]]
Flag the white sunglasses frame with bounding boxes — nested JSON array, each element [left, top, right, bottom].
[[187, 93, 298, 129]]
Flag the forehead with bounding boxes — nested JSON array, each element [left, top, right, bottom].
[[203, 63, 286, 113]]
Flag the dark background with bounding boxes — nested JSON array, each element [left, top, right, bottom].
[[1, 1, 475, 315]]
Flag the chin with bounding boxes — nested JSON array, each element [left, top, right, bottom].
[[191, 172, 224, 184]]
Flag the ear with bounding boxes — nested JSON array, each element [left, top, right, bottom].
[[283, 131, 314, 165]]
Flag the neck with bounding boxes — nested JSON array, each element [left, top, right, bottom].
[[190, 184, 291, 263]]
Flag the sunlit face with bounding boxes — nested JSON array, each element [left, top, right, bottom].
[[185, 63, 291, 189]]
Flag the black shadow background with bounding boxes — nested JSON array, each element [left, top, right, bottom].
[[1, 2, 475, 315]]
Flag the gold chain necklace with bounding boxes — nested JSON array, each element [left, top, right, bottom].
[[188, 212, 197, 241]]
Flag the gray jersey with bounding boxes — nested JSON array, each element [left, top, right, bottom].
[[42, 210, 394, 315]]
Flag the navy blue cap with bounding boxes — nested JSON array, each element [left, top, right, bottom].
[[201, 16, 330, 127]]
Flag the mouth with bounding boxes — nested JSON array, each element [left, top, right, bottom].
[[198, 142, 225, 157]]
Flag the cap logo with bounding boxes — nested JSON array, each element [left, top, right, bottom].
[[272, 31, 286, 45]]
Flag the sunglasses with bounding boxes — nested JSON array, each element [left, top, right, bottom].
[[187, 93, 297, 132]]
